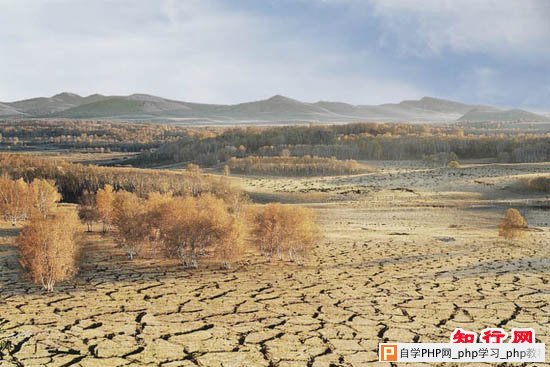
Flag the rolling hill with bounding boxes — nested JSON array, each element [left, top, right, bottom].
[[1, 93, 548, 123], [457, 107, 549, 122]]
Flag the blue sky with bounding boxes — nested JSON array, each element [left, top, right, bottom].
[[1, 0, 549, 109]]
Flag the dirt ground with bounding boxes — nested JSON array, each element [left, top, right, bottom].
[[0, 161, 548, 367]]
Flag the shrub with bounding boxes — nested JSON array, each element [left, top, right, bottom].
[[252, 203, 318, 263], [498, 208, 528, 239], [17, 210, 81, 291]]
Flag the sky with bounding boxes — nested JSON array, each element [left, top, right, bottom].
[[1, 0, 549, 109]]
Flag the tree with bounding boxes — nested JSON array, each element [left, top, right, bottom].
[[252, 204, 318, 263], [144, 191, 173, 256], [30, 179, 62, 218], [0, 175, 33, 226], [17, 210, 81, 291], [78, 190, 99, 232], [112, 191, 149, 260], [95, 184, 115, 232], [158, 195, 244, 268], [498, 208, 528, 239]]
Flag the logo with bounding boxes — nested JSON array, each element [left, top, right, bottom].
[[379, 344, 398, 361]]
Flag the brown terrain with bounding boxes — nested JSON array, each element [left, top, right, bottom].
[[0, 160, 549, 367]]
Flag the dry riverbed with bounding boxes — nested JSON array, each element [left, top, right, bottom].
[[0, 161, 549, 367]]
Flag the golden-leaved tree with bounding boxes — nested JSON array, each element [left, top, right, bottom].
[[17, 209, 81, 292], [112, 190, 150, 260], [157, 195, 244, 268], [30, 179, 62, 218], [253, 203, 318, 262], [95, 184, 115, 232], [0, 175, 33, 225]]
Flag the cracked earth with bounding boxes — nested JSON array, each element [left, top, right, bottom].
[[0, 161, 549, 366]]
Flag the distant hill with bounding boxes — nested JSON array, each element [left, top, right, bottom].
[[399, 96, 477, 114], [1, 93, 548, 123], [0, 102, 24, 117], [458, 107, 550, 122]]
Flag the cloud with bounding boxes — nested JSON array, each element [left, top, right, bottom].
[[0, 0, 548, 109], [0, 0, 425, 104], [369, 0, 550, 58]]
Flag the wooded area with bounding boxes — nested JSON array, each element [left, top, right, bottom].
[[227, 156, 370, 176], [0, 153, 241, 202], [0, 174, 318, 290], [133, 123, 550, 167]]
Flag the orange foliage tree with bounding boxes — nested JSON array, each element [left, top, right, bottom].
[[112, 191, 150, 260], [157, 195, 244, 268], [17, 210, 81, 291], [95, 184, 115, 232], [0, 175, 33, 225], [30, 179, 62, 218], [252, 203, 318, 263]]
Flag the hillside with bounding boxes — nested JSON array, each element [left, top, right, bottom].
[[458, 107, 550, 122], [1, 93, 548, 123]]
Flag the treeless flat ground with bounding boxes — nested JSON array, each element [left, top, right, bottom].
[[0, 161, 548, 367]]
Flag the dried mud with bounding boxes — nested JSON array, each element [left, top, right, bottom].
[[1, 161, 548, 367]]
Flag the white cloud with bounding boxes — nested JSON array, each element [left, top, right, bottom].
[[0, 0, 425, 104], [369, 0, 550, 57]]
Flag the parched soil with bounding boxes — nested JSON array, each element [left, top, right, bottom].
[[0, 161, 549, 367]]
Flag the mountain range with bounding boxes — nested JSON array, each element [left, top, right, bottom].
[[1, 92, 548, 123]]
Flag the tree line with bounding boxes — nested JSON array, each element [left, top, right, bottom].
[[0, 119, 206, 152], [227, 156, 370, 176], [132, 123, 550, 167], [0, 153, 242, 202]]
